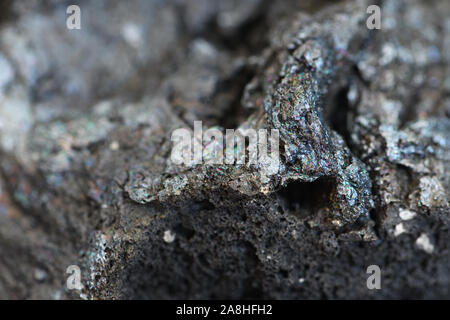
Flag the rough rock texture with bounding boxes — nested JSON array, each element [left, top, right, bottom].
[[0, 0, 448, 299]]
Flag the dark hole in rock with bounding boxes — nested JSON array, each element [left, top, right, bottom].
[[191, 199, 216, 211], [325, 86, 352, 145], [215, 66, 256, 129], [174, 223, 196, 240], [276, 178, 335, 219], [279, 269, 289, 278]]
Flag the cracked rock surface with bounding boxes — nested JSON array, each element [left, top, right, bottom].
[[0, 0, 449, 299]]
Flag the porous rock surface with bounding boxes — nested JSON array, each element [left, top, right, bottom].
[[0, 0, 448, 299]]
